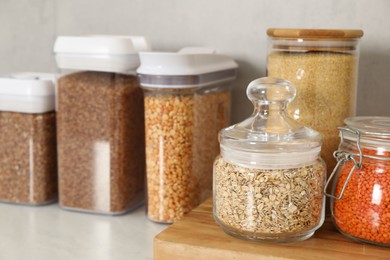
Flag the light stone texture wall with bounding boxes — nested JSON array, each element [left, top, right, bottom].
[[1, 0, 389, 121]]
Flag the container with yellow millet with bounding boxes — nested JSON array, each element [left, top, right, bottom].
[[266, 28, 363, 174]]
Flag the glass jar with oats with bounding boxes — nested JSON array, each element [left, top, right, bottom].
[[54, 35, 150, 215], [266, 28, 363, 174], [0, 73, 57, 205], [137, 47, 238, 223], [213, 77, 326, 242]]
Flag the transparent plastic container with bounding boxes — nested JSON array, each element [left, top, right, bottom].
[[0, 73, 57, 205], [213, 77, 326, 242], [137, 47, 238, 223], [266, 28, 363, 173], [54, 35, 149, 215], [327, 117, 390, 247]]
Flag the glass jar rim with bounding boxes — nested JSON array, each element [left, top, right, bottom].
[[221, 144, 321, 169], [343, 117, 390, 150], [344, 116, 390, 136]]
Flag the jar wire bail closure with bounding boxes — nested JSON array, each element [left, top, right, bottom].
[[324, 126, 390, 200]]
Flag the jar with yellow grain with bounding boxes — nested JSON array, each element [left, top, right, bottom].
[[137, 47, 238, 223], [266, 28, 363, 174]]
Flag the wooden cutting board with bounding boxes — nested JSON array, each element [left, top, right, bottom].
[[154, 198, 390, 260]]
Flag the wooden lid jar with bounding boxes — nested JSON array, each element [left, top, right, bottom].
[[266, 28, 363, 176]]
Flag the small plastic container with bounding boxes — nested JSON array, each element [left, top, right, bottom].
[[213, 77, 326, 242], [137, 47, 238, 223], [54, 35, 149, 215], [326, 116, 390, 247], [266, 28, 363, 173], [0, 73, 57, 205]]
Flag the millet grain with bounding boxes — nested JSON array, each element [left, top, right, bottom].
[[268, 51, 358, 173]]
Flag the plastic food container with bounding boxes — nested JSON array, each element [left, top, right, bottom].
[[0, 73, 57, 205], [326, 116, 390, 247], [266, 28, 363, 173], [137, 47, 238, 223], [54, 35, 149, 215], [213, 77, 326, 242]]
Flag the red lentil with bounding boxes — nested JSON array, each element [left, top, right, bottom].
[[333, 148, 390, 246]]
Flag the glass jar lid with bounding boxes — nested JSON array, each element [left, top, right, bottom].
[[220, 77, 322, 168], [343, 116, 390, 151]]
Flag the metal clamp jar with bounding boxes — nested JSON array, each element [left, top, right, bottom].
[[137, 47, 238, 223], [266, 28, 363, 173], [54, 35, 149, 215], [213, 77, 326, 242], [326, 117, 390, 247]]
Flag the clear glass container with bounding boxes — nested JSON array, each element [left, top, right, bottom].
[[266, 28, 363, 174], [138, 48, 238, 223], [213, 77, 326, 242], [54, 36, 148, 215], [327, 116, 390, 247], [0, 74, 57, 205]]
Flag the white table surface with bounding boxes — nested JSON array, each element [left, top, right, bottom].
[[0, 202, 168, 260]]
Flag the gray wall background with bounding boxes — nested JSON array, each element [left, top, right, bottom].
[[1, 0, 389, 122]]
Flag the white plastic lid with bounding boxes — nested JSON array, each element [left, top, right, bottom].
[[54, 35, 150, 74], [0, 73, 56, 113], [137, 47, 238, 88]]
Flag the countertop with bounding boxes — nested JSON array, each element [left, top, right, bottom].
[[155, 198, 390, 260], [0, 202, 167, 260]]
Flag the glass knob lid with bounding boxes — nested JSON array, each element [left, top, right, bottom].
[[220, 77, 322, 161], [245, 77, 298, 136], [246, 77, 296, 106]]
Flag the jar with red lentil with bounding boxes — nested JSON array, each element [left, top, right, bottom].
[[327, 116, 390, 247], [137, 47, 238, 223]]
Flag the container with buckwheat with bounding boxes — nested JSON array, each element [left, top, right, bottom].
[[54, 35, 149, 215], [0, 73, 57, 205]]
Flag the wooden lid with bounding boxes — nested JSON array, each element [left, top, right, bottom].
[[267, 28, 364, 39]]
